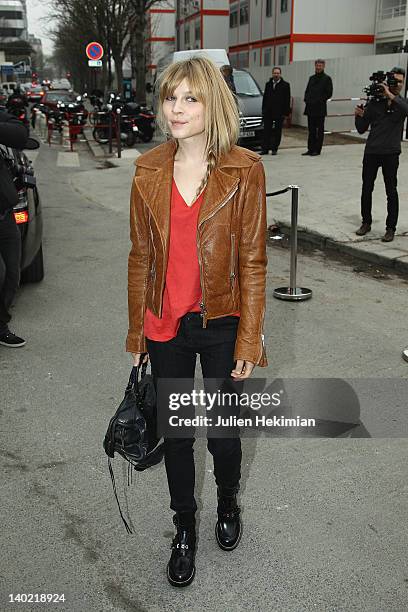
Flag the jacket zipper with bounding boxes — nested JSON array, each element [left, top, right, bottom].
[[148, 215, 156, 305], [230, 233, 236, 290], [196, 184, 239, 328], [256, 305, 266, 363]]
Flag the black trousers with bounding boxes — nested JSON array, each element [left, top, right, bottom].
[[307, 115, 325, 154], [0, 211, 21, 334], [146, 312, 242, 514], [262, 116, 283, 152], [361, 153, 399, 231]]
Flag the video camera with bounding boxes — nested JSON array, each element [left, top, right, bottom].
[[363, 71, 399, 102]]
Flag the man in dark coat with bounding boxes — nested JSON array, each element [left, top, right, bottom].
[[0, 111, 29, 347], [303, 59, 333, 156], [261, 67, 291, 155]]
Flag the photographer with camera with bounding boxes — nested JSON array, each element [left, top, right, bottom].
[[355, 67, 408, 242], [0, 110, 29, 347]]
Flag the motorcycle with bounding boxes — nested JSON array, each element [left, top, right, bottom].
[[92, 94, 155, 147], [64, 95, 88, 137], [6, 94, 30, 132], [125, 102, 155, 143]]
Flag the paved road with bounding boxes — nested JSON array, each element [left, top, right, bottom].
[[1, 138, 407, 612]]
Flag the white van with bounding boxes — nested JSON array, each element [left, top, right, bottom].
[[1, 82, 18, 94], [172, 49, 229, 68]]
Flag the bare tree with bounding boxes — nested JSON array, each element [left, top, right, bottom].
[[129, 1, 173, 103]]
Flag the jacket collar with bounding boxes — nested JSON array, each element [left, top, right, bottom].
[[134, 140, 259, 242]]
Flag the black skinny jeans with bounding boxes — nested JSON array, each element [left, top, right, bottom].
[[361, 153, 399, 231], [0, 211, 21, 334], [147, 312, 242, 514]]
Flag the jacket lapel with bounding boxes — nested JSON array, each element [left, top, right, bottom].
[[133, 140, 257, 240], [198, 168, 239, 227], [133, 148, 174, 248]]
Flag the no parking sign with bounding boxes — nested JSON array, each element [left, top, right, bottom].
[[86, 42, 104, 61]]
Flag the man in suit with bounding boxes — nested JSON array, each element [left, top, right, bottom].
[[261, 67, 291, 155], [302, 59, 333, 156]]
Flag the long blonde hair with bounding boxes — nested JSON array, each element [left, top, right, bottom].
[[156, 56, 240, 199]]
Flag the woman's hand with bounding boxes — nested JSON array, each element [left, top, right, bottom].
[[231, 360, 255, 380], [131, 352, 149, 367]]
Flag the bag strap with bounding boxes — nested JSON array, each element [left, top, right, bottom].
[[127, 355, 148, 392]]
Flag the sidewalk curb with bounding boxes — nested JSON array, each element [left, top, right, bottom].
[[83, 127, 108, 158], [276, 221, 408, 274]]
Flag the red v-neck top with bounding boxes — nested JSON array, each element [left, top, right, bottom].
[[144, 178, 205, 341]]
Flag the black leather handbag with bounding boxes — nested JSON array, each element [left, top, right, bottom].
[[103, 360, 164, 532]]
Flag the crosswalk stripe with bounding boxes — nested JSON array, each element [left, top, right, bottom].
[[57, 152, 80, 167]]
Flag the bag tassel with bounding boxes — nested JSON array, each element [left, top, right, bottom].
[[108, 457, 133, 534]]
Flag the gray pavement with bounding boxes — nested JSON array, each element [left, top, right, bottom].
[[1, 137, 408, 612], [80, 132, 408, 272]]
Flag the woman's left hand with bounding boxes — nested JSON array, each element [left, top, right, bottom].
[[231, 360, 255, 380]]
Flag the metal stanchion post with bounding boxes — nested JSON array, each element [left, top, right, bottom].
[[273, 186, 312, 301], [116, 108, 122, 159], [108, 112, 113, 154]]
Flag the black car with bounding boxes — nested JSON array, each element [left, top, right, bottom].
[[234, 69, 264, 149], [0, 140, 44, 282]]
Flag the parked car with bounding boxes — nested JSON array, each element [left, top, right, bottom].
[[234, 69, 264, 149], [40, 90, 77, 113], [0, 138, 44, 282]]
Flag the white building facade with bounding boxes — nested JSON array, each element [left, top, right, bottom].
[[375, 0, 408, 53], [0, 0, 28, 41], [175, 0, 230, 52], [146, 1, 176, 80], [229, 0, 378, 71]]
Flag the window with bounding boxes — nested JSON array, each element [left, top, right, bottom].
[[0, 11, 23, 19], [184, 27, 190, 48], [194, 19, 200, 42], [266, 0, 273, 17], [233, 70, 262, 95], [230, 7, 238, 28], [238, 51, 249, 68], [0, 28, 21, 37], [230, 54, 239, 68], [281, 0, 288, 12], [278, 45, 287, 65], [263, 47, 271, 66], [240, 1, 249, 25]]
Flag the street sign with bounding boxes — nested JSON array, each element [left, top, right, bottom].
[[88, 60, 102, 67], [86, 42, 104, 61]]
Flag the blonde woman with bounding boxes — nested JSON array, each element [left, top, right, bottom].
[[126, 57, 267, 587]]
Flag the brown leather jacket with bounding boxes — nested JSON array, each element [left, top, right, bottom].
[[126, 139, 268, 367]]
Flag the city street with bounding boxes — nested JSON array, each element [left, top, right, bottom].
[[1, 135, 408, 612]]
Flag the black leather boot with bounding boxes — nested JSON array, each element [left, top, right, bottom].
[[167, 511, 196, 587], [215, 487, 242, 551]]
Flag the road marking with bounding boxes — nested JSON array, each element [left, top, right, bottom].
[[118, 148, 142, 159], [57, 152, 80, 167]]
